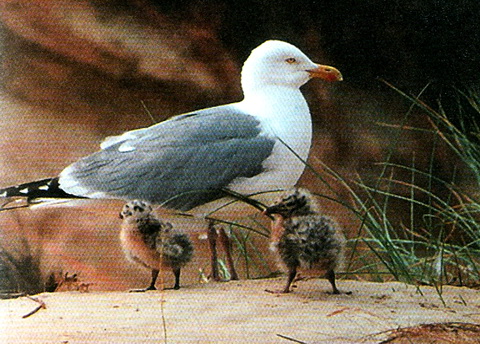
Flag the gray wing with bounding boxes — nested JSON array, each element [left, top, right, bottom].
[[59, 104, 275, 211]]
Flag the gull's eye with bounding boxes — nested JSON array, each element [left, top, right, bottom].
[[285, 58, 296, 64]]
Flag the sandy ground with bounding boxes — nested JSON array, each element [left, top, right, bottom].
[[2, 278, 480, 344]]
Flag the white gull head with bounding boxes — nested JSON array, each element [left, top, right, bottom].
[[241, 40, 342, 98]]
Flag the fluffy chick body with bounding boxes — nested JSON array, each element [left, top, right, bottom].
[[265, 188, 345, 294], [120, 200, 193, 290]]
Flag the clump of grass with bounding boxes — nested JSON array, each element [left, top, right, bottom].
[[0, 238, 45, 296], [337, 84, 480, 294]]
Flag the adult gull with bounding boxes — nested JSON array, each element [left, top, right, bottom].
[[0, 40, 342, 211], [0, 40, 342, 280]]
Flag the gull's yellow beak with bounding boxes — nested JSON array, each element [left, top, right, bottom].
[[307, 64, 343, 82]]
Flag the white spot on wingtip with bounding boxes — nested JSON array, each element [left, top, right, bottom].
[[0, 191, 7, 197], [19, 188, 29, 194], [38, 185, 49, 191]]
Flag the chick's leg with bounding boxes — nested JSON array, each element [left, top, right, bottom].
[[326, 269, 340, 294], [147, 269, 159, 290], [129, 269, 159, 292], [172, 267, 181, 290], [283, 266, 297, 293]]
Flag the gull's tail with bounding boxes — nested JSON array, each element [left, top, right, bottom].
[[0, 178, 80, 200]]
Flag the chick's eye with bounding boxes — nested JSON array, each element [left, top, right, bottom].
[[285, 58, 296, 64]]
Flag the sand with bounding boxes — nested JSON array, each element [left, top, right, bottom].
[[2, 278, 480, 343]]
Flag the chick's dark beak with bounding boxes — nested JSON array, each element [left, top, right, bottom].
[[263, 204, 281, 216]]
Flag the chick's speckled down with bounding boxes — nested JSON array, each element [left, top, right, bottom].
[[265, 188, 345, 294], [278, 215, 344, 273], [120, 200, 193, 290]]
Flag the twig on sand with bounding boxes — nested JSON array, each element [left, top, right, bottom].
[[22, 295, 46, 318], [276, 333, 308, 343]]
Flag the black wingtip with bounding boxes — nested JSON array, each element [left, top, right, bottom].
[[0, 177, 81, 201]]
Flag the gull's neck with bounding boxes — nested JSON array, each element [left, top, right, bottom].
[[240, 84, 310, 120], [238, 85, 312, 161]]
